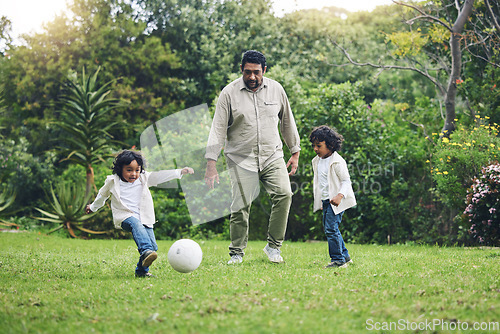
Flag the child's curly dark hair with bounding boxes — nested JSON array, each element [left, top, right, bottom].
[[309, 125, 344, 152], [112, 150, 145, 180]]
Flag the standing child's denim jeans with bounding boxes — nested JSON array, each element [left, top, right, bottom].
[[322, 199, 350, 265], [121, 216, 158, 276]]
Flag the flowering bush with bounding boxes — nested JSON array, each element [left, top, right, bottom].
[[464, 162, 500, 246], [430, 117, 500, 209]]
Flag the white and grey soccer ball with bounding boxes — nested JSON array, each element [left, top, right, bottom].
[[167, 239, 203, 273]]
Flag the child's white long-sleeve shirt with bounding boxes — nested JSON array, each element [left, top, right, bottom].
[[89, 170, 182, 229]]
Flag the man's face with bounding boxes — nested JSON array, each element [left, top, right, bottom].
[[241, 62, 266, 91]]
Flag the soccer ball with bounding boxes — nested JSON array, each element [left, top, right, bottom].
[[167, 239, 203, 273]]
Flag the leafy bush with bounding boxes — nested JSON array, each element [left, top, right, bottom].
[[0, 137, 57, 213], [286, 82, 435, 244], [463, 162, 500, 246], [431, 117, 500, 210]]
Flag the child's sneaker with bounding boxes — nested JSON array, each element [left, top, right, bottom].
[[263, 244, 284, 263], [227, 255, 243, 264], [140, 250, 158, 268], [326, 261, 348, 268]]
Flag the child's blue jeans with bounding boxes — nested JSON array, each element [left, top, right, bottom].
[[322, 200, 350, 264], [121, 216, 158, 275]]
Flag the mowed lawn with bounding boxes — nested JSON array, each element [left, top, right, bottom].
[[0, 232, 499, 333]]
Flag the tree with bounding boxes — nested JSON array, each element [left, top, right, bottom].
[[331, 0, 476, 136], [56, 67, 122, 198], [0, 0, 186, 155], [137, 0, 284, 103], [464, 0, 500, 68], [0, 16, 12, 53]]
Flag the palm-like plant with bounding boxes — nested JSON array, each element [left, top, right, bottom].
[[0, 186, 16, 228], [56, 67, 123, 198], [35, 183, 107, 238]]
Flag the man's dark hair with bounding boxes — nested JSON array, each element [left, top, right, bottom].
[[309, 125, 344, 152], [241, 50, 266, 72], [112, 150, 145, 180]]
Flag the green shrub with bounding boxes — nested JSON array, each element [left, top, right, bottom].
[[0, 137, 56, 213], [287, 82, 434, 244]]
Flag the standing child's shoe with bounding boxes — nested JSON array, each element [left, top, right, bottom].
[[325, 261, 348, 268]]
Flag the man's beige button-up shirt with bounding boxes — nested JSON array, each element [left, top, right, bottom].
[[205, 76, 301, 172]]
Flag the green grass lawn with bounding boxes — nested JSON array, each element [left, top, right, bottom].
[[1, 232, 499, 333]]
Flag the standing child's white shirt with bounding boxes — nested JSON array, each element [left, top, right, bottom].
[[318, 155, 332, 200], [312, 152, 357, 214]]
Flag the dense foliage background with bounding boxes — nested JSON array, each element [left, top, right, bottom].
[[0, 0, 499, 245]]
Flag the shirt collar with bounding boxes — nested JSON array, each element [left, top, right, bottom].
[[313, 152, 342, 164]]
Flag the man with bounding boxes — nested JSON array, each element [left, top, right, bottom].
[[205, 50, 301, 264]]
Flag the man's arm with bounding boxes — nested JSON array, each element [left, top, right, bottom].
[[205, 91, 230, 162], [205, 89, 230, 189], [279, 87, 301, 175]]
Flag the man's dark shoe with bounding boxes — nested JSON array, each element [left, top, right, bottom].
[[135, 272, 155, 278], [140, 250, 157, 268]]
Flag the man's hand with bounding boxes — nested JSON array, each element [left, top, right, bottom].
[[204, 159, 219, 189], [85, 204, 93, 215], [330, 193, 344, 206], [286, 151, 300, 176]]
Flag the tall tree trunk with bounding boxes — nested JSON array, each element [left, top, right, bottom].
[[443, 0, 475, 136], [86, 165, 94, 203]]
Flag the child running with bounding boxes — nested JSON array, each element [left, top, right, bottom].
[[310, 126, 356, 268], [86, 150, 194, 277]]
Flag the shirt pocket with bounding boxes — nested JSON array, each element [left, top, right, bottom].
[[262, 101, 281, 119]]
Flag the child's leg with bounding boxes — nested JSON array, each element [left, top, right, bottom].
[[121, 217, 156, 254], [144, 226, 158, 252], [121, 217, 157, 275], [340, 230, 350, 261], [322, 200, 348, 264]]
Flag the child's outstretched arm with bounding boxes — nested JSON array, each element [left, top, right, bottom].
[[85, 177, 112, 214], [148, 167, 195, 186]]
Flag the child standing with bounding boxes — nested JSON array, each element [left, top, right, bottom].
[[86, 150, 194, 277], [310, 126, 356, 268]]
